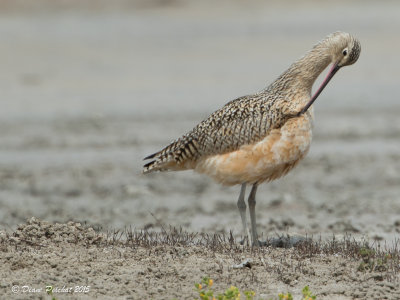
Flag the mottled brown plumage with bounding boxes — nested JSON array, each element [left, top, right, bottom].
[[143, 32, 361, 246]]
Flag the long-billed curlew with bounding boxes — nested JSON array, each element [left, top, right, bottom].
[[143, 32, 361, 246]]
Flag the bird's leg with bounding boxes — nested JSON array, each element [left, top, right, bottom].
[[248, 183, 259, 246], [237, 183, 251, 245]]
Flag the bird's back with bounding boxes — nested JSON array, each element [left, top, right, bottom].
[[142, 92, 290, 174]]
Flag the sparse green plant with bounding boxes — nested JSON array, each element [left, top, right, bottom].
[[194, 277, 316, 300], [277, 292, 293, 300], [359, 246, 375, 258], [358, 246, 390, 272], [276, 286, 316, 300], [46, 285, 57, 300], [194, 276, 253, 300], [301, 286, 316, 300]]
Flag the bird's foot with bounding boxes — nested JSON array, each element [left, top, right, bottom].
[[239, 237, 249, 246], [266, 235, 310, 248], [241, 235, 309, 248], [253, 239, 267, 247], [239, 238, 267, 247]]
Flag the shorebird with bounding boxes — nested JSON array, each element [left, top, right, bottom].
[[143, 32, 361, 246]]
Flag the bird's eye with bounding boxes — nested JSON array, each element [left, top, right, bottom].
[[342, 49, 348, 56]]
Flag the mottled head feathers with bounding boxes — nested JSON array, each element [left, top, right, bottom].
[[324, 32, 361, 67]]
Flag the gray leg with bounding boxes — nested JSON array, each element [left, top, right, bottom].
[[248, 184, 259, 246], [237, 183, 251, 244]]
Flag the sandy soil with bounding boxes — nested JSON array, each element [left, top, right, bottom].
[[1, 217, 400, 300], [1, 0, 400, 299]]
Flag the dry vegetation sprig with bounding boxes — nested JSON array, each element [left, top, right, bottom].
[[103, 228, 400, 281], [294, 234, 400, 282], [2, 218, 400, 282], [104, 226, 245, 254]]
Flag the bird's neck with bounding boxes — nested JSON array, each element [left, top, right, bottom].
[[267, 41, 333, 96], [292, 43, 333, 91]]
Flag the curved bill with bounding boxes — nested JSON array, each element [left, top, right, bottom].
[[297, 62, 341, 116]]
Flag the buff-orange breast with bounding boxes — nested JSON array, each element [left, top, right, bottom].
[[195, 111, 313, 185]]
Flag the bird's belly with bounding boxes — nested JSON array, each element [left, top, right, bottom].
[[195, 115, 313, 186]]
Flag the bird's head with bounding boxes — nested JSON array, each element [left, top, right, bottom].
[[328, 32, 361, 68], [298, 32, 361, 116]]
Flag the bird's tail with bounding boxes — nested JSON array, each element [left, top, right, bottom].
[[143, 136, 200, 174], [142, 142, 180, 174]]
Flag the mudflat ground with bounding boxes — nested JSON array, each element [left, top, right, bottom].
[[1, 1, 400, 299]]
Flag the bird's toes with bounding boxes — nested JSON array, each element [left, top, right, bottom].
[[250, 239, 267, 247], [239, 237, 250, 246], [267, 235, 310, 248]]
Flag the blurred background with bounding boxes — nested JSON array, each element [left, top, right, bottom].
[[1, 0, 399, 242]]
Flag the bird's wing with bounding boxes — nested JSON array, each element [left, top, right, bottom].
[[143, 94, 280, 173]]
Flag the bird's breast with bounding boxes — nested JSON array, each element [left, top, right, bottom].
[[195, 111, 314, 186]]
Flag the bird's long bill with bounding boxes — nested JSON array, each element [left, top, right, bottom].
[[298, 62, 340, 116]]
